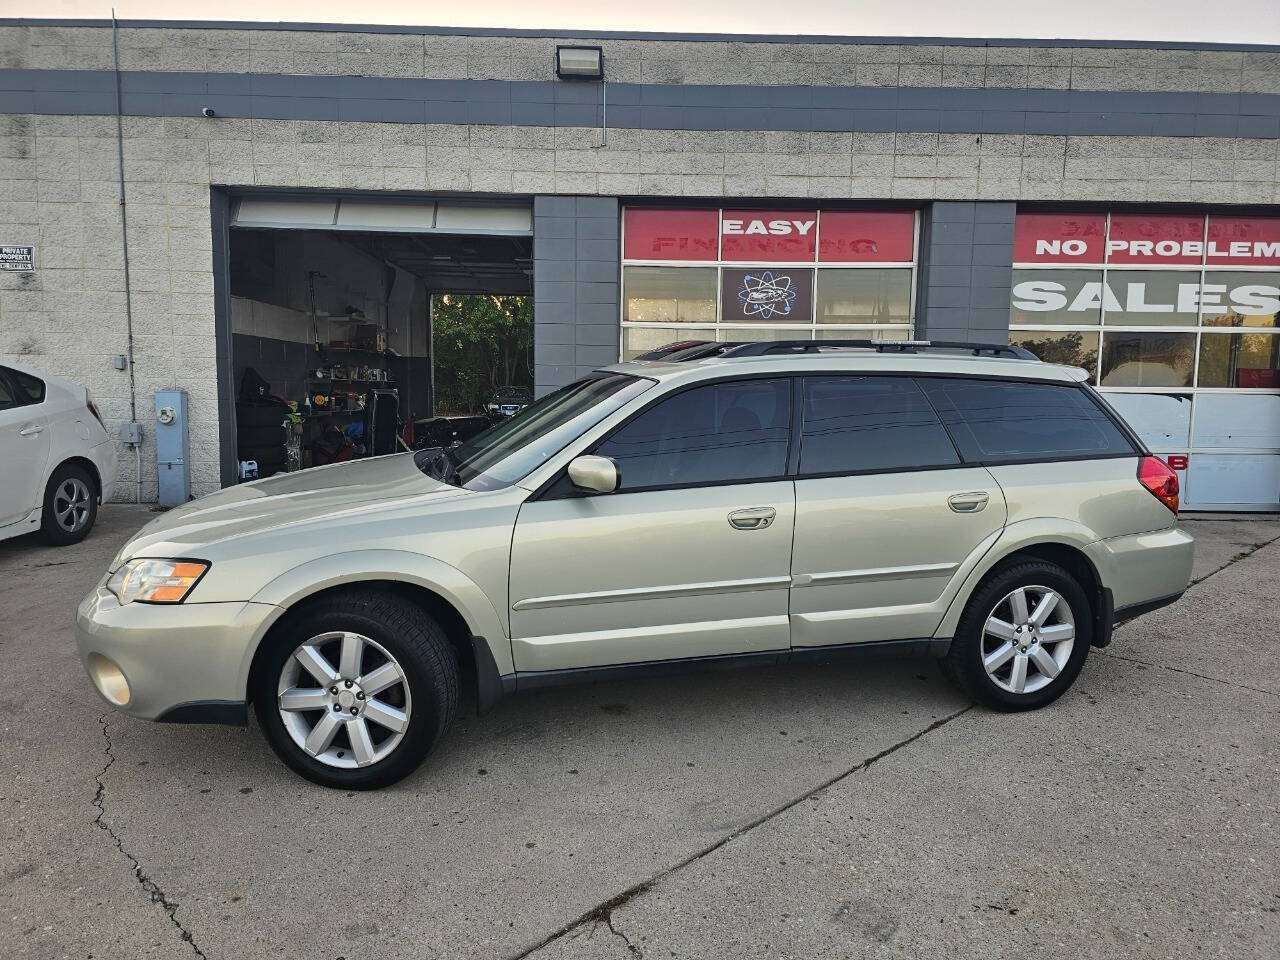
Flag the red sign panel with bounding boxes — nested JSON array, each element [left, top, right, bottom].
[[818, 211, 915, 262], [720, 210, 818, 262], [1206, 216, 1280, 266], [1012, 212, 1107, 264], [623, 208, 718, 261], [1107, 213, 1204, 265]]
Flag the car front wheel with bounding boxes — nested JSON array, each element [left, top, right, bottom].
[[943, 560, 1092, 711], [253, 590, 459, 789]]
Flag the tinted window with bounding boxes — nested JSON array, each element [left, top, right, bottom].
[[799, 376, 959, 475], [597, 379, 790, 490], [12, 369, 44, 404], [0, 374, 15, 411], [918, 378, 1136, 462]]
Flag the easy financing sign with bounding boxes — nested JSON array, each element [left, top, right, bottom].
[[1011, 213, 1280, 317]]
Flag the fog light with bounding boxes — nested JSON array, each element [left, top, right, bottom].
[[88, 653, 131, 706]]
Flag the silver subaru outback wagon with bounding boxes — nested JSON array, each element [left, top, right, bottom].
[[77, 339, 1193, 789]]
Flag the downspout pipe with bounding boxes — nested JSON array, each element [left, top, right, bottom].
[[111, 10, 140, 502]]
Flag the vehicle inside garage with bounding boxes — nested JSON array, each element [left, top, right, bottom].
[[225, 197, 532, 479]]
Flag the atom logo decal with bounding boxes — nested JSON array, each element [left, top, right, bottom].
[[738, 271, 797, 320]]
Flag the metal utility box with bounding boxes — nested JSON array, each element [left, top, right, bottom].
[[154, 389, 191, 506]]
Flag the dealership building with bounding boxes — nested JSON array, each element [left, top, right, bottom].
[[1, 19, 1279, 509]]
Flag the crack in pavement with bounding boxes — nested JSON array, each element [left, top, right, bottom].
[[92, 713, 208, 959], [1098, 531, 1280, 698], [509, 704, 975, 960], [1188, 533, 1280, 588]]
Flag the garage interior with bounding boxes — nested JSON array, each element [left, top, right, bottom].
[[226, 197, 533, 478]]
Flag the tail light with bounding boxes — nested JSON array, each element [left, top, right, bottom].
[[86, 398, 106, 431], [1138, 456, 1179, 514]]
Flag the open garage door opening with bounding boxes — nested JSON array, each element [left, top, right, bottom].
[[224, 197, 531, 481]]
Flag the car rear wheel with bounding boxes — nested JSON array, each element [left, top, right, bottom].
[[253, 590, 459, 789], [943, 560, 1092, 711], [39, 463, 97, 545]]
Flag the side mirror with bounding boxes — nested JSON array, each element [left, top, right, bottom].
[[567, 455, 619, 494]]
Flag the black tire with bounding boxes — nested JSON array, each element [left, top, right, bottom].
[[942, 560, 1092, 711], [252, 590, 459, 789], [39, 462, 98, 546]]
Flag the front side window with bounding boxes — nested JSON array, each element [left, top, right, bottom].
[[799, 376, 958, 475], [425, 374, 653, 491], [918, 378, 1136, 463], [596, 379, 791, 490]]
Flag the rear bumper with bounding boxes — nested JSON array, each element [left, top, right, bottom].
[[1088, 525, 1194, 609], [88, 438, 117, 503], [75, 585, 275, 722]]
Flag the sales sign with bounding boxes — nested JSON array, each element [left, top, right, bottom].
[[0, 245, 34, 271]]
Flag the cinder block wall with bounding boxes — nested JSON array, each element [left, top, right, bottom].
[[916, 202, 1017, 345], [2, 22, 1278, 497], [532, 196, 620, 395]]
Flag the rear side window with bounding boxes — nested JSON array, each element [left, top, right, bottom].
[[799, 376, 959, 475], [1, 367, 45, 407], [918, 377, 1136, 463], [12, 369, 45, 404], [596, 378, 791, 490]]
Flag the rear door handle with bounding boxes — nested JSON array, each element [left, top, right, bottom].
[[18, 424, 44, 437], [728, 507, 776, 530], [948, 491, 989, 513]]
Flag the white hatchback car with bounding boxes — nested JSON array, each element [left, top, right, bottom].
[[0, 362, 117, 545]]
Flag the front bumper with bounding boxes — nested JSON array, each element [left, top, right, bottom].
[[75, 585, 277, 722]]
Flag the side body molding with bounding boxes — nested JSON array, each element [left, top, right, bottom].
[[243, 549, 514, 687]]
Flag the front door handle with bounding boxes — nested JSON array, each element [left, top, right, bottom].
[[948, 491, 990, 513], [728, 507, 776, 530], [18, 424, 44, 437]]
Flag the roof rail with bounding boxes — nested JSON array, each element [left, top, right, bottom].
[[631, 340, 730, 361], [717, 339, 1039, 360]]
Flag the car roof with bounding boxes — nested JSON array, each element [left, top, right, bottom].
[[602, 350, 1090, 388], [0, 359, 82, 396]]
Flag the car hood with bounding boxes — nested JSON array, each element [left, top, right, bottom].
[[114, 453, 465, 566]]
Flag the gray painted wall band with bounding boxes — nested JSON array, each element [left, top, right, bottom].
[[5, 19, 1280, 52], [3, 69, 1278, 138]]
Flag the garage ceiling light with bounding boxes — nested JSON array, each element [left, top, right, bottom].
[[556, 45, 604, 80]]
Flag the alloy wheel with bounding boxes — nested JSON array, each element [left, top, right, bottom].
[[54, 477, 92, 533], [277, 631, 412, 769], [981, 584, 1076, 695]]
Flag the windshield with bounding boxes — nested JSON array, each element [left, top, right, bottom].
[[417, 373, 652, 491]]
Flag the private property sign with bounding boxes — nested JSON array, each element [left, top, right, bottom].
[[0, 245, 35, 271]]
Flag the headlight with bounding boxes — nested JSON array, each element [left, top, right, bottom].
[[106, 559, 209, 604]]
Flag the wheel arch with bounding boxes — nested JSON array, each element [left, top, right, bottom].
[[938, 521, 1108, 645], [241, 551, 512, 715], [46, 455, 102, 501]]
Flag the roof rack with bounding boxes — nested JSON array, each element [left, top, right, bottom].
[[631, 340, 734, 362], [717, 339, 1040, 360]]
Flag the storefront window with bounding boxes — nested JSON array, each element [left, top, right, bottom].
[[816, 268, 912, 325], [622, 326, 717, 360], [1200, 272, 1280, 327], [1008, 330, 1099, 379], [1010, 269, 1103, 325], [621, 207, 917, 349], [1103, 271, 1199, 325], [1099, 332, 1196, 387], [1197, 332, 1280, 388], [623, 266, 717, 324]]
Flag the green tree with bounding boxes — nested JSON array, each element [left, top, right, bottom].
[[431, 294, 533, 414]]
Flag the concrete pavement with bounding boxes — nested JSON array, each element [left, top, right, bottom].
[[1, 506, 1276, 959]]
